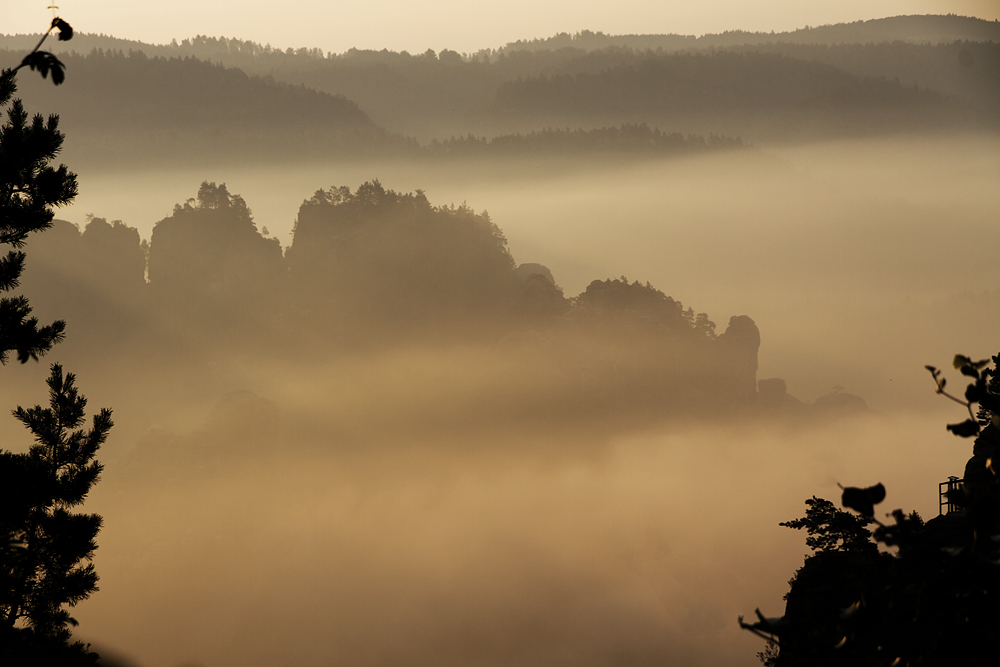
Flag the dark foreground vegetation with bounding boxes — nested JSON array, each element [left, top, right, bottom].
[[741, 354, 1000, 665], [1, 19, 109, 664]]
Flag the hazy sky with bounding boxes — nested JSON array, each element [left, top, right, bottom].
[[4, 0, 999, 54]]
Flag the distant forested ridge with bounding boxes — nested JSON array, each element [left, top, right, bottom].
[[19, 182, 760, 420], [6, 14, 995, 63], [2, 14, 994, 146], [426, 125, 745, 158], [0, 45, 746, 166], [498, 15, 1000, 53], [0, 48, 408, 165], [492, 50, 966, 137], [713, 40, 999, 113]]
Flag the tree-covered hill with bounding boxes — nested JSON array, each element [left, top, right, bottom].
[[3, 14, 995, 142], [426, 125, 745, 159], [490, 50, 976, 138], [499, 15, 1000, 53], [0, 45, 752, 166], [5, 14, 996, 62], [716, 40, 1000, 114], [0, 48, 406, 166]]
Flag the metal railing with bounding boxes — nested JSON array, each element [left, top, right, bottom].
[[939, 476, 964, 515]]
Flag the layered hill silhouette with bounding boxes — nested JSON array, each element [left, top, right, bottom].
[[500, 15, 1000, 52], [0, 47, 748, 166], [2, 13, 996, 158], [0, 49, 404, 166], [491, 51, 965, 138]]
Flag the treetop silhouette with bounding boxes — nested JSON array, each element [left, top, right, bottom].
[[1, 365, 110, 661], [1, 18, 78, 364]]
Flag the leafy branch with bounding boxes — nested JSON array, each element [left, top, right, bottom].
[[925, 354, 994, 438], [10, 18, 74, 86], [740, 352, 999, 664]]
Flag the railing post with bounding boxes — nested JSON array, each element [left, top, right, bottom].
[[939, 476, 962, 515]]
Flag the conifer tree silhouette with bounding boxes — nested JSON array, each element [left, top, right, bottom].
[[1, 18, 110, 664], [0, 17, 77, 364], [1, 366, 111, 662]]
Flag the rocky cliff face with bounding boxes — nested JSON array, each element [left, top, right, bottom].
[[718, 315, 761, 401]]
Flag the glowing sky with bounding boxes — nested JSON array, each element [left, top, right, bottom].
[[3, 0, 999, 54]]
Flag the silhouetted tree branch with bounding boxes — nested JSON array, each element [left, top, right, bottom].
[[741, 351, 1000, 666]]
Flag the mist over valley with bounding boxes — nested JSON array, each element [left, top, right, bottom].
[[1, 10, 998, 667]]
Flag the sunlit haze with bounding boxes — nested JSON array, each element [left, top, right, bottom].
[[0, 0, 996, 52], [1, 3, 998, 667]]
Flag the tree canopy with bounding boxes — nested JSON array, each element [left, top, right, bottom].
[[287, 180, 520, 327]]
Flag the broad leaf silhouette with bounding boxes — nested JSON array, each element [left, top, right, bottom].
[[946, 419, 979, 437], [18, 51, 67, 85], [840, 483, 885, 516], [52, 17, 74, 41]]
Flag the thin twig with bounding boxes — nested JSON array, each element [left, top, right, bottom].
[[14, 21, 56, 73]]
